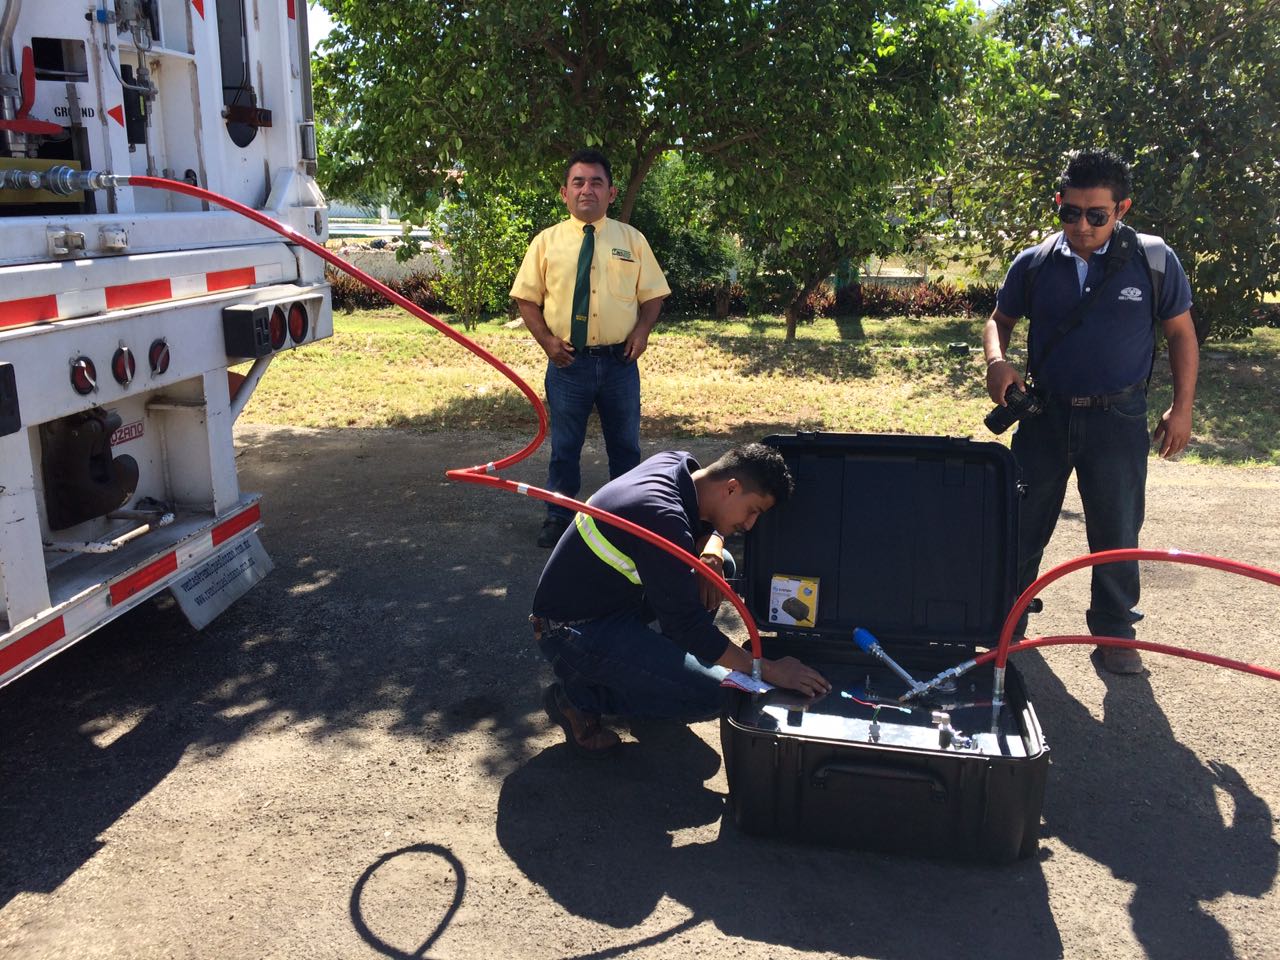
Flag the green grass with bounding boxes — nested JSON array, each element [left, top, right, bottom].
[[239, 309, 1280, 466]]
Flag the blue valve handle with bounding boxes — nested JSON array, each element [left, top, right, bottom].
[[853, 627, 925, 695], [853, 627, 880, 654]]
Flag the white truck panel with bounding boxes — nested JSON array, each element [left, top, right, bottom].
[[1, 0, 333, 685]]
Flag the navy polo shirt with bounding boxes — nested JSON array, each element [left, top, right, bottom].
[[532, 451, 728, 664], [996, 231, 1193, 396]]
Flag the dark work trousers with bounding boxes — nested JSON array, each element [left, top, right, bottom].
[[543, 347, 642, 522], [534, 552, 737, 720], [1011, 389, 1149, 639]]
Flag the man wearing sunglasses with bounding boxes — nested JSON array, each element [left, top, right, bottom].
[[983, 149, 1199, 674]]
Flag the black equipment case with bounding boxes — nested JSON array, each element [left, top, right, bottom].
[[720, 433, 1049, 863]]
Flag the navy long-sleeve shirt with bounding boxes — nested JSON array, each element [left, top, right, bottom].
[[531, 451, 728, 664]]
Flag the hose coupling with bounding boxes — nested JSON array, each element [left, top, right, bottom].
[[40, 166, 126, 195], [898, 659, 978, 704], [0, 168, 42, 191]]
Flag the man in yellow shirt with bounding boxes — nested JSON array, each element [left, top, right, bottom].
[[511, 149, 671, 547]]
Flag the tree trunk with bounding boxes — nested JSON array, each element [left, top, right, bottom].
[[616, 146, 662, 223], [714, 284, 731, 320], [781, 241, 845, 340], [782, 273, 828, 341]]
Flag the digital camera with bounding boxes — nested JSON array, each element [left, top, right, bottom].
[[984, 383, 1045, 435]]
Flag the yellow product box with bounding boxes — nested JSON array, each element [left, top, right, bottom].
[[768, 574, 819, 628]]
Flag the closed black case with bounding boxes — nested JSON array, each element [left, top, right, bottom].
[[720, 433, 1049, 863]]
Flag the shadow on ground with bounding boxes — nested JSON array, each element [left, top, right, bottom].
[[3, 427, 1275, 959], [1017, 651, 1276, 960], [497, 721, 1063, 959], [0, 426, 551, 909]]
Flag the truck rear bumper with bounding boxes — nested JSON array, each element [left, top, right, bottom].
[[0, 496, 266, 688]]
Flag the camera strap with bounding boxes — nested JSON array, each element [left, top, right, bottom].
[[1027, 224, 1139, 383]]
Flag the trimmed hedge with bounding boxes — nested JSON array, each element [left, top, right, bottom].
[[327, 267, 448, 313], [329, 267, 1000, 323]]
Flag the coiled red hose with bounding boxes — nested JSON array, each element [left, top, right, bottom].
[[992, 548, 1280, 682], [978, 634, 1280, 681], [123, 176, 765, 662]]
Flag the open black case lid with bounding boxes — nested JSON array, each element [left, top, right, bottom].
[[743, 432, 1019, 663]]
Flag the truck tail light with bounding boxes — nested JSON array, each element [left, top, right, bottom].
[[149, 338, 170, 375], [223, 296, 322, 360], [269, 306, 287, 351], [71, 356, 97, 395], [287, 301, 309, 343], [111, 346, 136, 385]]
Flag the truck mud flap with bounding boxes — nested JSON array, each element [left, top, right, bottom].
[[171, 532, 273, 630]]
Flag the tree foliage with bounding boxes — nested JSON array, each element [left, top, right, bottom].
[[421, 179, 538, 329], [627, 152, 737, 304], [948, 0, 1280, 338], [313, 2, 989, 330]]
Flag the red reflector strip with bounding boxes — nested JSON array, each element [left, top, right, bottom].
[[206, 266, 257, 292], [105, 278, 174, 310], [213, 504, 261, 546], [110, 551, 178, 605], [2, 294, 59, 327], [0, 617, 67, 675]]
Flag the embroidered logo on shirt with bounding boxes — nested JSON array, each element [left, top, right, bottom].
[[1118, 286, 1143, 302], [611, 248, 635, 262]]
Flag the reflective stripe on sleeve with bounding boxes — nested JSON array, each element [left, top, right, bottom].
[[574, 511, 641, 585]]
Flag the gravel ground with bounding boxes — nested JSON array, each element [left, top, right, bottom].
[[1, 426, 1277, 960]]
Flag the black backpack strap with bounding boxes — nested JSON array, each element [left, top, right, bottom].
[[1022, 231, 1062, 320], [1136, 232, 1166, 325], [1136, 232, 1168, 386]]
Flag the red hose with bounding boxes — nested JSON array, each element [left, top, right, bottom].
[[123, 176, 765, 661], [979, 635, 1280, 683], [994, 549, 1280, 673]]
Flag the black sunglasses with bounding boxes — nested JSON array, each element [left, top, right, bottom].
[[1058, 203, 1115, 228]]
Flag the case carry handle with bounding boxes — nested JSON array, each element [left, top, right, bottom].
[[811, 762, 947, 802]]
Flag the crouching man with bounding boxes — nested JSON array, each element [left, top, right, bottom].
[[531, 443, 830, 758]]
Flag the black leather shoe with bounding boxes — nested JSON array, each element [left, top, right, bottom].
[[537, 516, 569, 548]]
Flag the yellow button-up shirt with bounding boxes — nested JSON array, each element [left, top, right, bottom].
[[510, 215, 670, 346]]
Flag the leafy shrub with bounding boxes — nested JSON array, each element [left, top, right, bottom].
[[664, 280, 748, 317], [422, 189, 533, 330], [1248, 302, 1280, 330], [327, 268, 448, 314], [853, 281, 998, 318], [629, 154, 737, 299]]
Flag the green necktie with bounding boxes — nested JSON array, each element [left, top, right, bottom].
[[570, 224, 595, 350]]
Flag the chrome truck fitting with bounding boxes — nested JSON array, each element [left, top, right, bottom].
[[0, 165, 127, 193]]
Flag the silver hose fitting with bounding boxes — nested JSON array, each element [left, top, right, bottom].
[[0, 168, 42, 190], [898, 658, 979, 704], [41, 166, 125, 194]]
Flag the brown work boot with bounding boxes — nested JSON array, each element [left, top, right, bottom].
[[1098, 645, 1145, 675], [542, 683, 620, 759]]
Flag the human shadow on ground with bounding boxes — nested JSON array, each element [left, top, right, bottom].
[[1017, 650, 1276, 960], [496, 721, 1063, 959]]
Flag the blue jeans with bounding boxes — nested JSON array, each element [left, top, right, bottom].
[[544, 348, 641, 522], [1011, 389, 1149, 639], [537, 609, 729, 721]]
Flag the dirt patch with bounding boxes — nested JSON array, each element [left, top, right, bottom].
[[2, 427, 1277, 959]]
